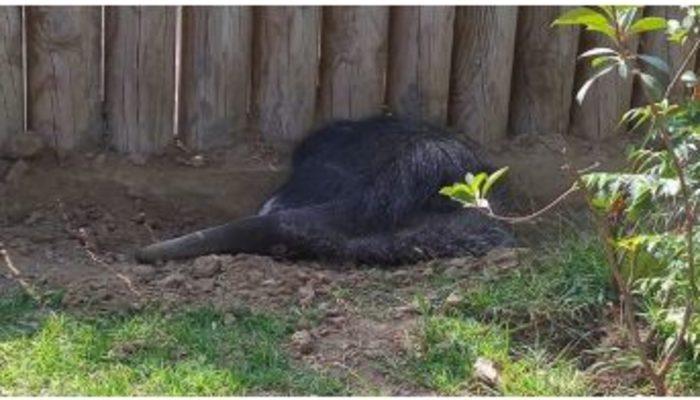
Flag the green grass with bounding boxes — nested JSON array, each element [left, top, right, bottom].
[[0, 291, 345, 396], [405, 237, 609, 395]]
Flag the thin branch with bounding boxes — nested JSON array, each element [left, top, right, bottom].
[[664, 38, 700, 99]]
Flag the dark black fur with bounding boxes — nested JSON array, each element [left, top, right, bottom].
[[136, 116, 515, 265]]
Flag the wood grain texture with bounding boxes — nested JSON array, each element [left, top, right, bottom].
[[448, 6, 518, 143], [105, 6, 176, 154], [27, 6, 101, 150], [318, 6, 389, 122], [0, 6, 24, 146], [180, 6, 252, 150], [634, 6, 698, 103], [387, 6, 455, 124], [569, 33, 639, 140], [253, 7, 321, 145], [509, 6, 579, 136]]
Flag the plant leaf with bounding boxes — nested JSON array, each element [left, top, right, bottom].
[[481, 167, 509, 198], [637, 54, 670, 75], [552, 7, 616, 39], [576, 65, 615, 104], [578, 47, 618, 59], [638, 72, 664, 101], [630, 16, 667, 34]]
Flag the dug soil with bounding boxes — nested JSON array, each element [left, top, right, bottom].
[[0, 137, 627, 394]]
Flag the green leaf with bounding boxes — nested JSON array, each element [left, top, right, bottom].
[[629, 16, 667, 34], [576, 65, 615, 104], [637, 54, 670, 75], [578, 47, 618, 59], [591, 55, 618, 69], [638, 72, 664, 101], [481, 167, 509, 198], [617, 7, 639, 32], [470, 172, 488, 198], [552, 7, 616, 39]]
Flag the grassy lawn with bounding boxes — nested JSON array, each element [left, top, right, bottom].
[[1, 236, 698, 395], [0, 294, 346, 395]]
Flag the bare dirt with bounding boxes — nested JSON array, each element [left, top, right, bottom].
[[0, 137, 627, 394]]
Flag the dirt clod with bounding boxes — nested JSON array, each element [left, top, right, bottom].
[[194, 278, 215, 292], [192, 256, 222, 278], [291, 329, 314, 355], [132, 265, 157, 281], [159, 273, 186, 289]]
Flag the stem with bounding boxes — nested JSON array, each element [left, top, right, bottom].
[[664, 39, 700, 100], [562, 160, 665, 394], [480, 183, 580, 224]]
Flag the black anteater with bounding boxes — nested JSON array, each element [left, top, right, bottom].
[[136, 116, 515, 265]]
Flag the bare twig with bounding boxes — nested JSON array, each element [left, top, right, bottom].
[[664, 38, 700, 99], [56, 199, 141, 297]]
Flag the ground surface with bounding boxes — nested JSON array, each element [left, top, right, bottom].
[[1, 141, 696, 395]]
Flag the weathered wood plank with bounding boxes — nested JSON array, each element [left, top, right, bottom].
[[180, 6, 252, 150], [635, 6, 698, 102], [569, 33, 639, 140], [27, 6, 101, 150], [253, 7, 321, 146], [318, 6, 389, 122], [0, 6, 24, 146], [448, 6, 518, 144], [509, 6, 579, 136], [105, 6, 176, 154], [387, 6, 455, 124]]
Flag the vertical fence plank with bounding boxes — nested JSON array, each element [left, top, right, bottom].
[[0, 6, 23, 146], [253, 7, 320, 145], [181, 6, 252, 150], [635, 6, 697, 103], [105, 6, 176, 154], [509, 6, 579, 136], [449, 6, 518, 144], [387, 6, 455, 124], [27, 6, 101, 150], [569, 33, 639, 140], [318, 6, 389, 122]]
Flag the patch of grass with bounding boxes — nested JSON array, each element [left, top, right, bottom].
[[407, 316, 590, 395], [0, 292, 346, 396], [404, 237, 609, 395], [459, 238, 613, 343]]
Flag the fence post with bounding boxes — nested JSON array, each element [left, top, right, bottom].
[[253, 6, 321, 147], [449, 6, 518, 144], [509, 6, 579, 137], [387, 6, 455, 124], [27, 6, 101, 151], [105, 6, 177, 155], [180, 6, 253, 150], [0, 6, 24, 147], [318, 6, 389, 122]]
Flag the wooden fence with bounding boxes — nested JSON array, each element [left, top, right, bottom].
[[0, 6, 697, 155]]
